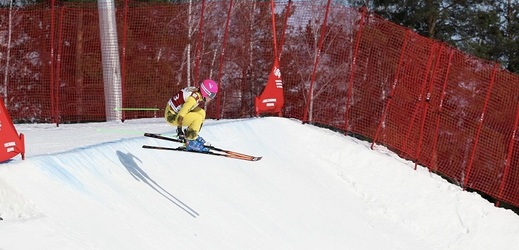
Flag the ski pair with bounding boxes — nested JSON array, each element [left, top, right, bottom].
[[142, 133, 262, 161]]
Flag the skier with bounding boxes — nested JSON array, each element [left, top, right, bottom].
[[164, 79, 218, 152]]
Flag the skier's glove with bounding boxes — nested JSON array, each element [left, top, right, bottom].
[[177, 126, 185, 142]]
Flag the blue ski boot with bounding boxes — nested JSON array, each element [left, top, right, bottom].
[[186, 136, 209, 152]]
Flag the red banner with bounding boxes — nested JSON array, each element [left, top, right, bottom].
[[255, 58, 284, 116], [0, 98, 25, 163]]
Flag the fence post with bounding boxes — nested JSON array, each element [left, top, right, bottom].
[[303, 0, 332, 123], [50, 0, 57, 124], [498, 81, 519, 206], [120, 0, 129, 122], [345, 7, 366, 132], [413, 43, 445, 170], [54, 6, 65, 126], [401, 41, 437, 157], [463, 63, 498, 188], [429, 49, 454, 172], [215, 0, 233, 119], [371, 29, 410, 150], [194, 0, 206, 85]]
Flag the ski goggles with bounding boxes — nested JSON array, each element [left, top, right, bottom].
[[206, 92, 216, 99]]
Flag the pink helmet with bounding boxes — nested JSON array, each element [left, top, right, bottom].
[[200, 79, 218, 99]]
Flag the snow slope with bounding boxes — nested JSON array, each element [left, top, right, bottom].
[[0, 117, 518, 249]]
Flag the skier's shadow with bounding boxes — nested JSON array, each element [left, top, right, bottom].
[[116, 151, 199, 218]]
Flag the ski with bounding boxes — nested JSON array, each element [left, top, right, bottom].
[[144, 132, 184, 143], [143, 133, 262, 161], [142, 145, 262, 161]]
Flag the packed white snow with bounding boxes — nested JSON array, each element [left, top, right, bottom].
[[0, 117, 518, 249]]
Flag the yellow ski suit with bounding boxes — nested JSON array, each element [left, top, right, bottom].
[[164, 87, 206, 140]]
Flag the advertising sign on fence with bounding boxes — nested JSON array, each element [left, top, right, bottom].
[[255, 58, 284, 116]]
